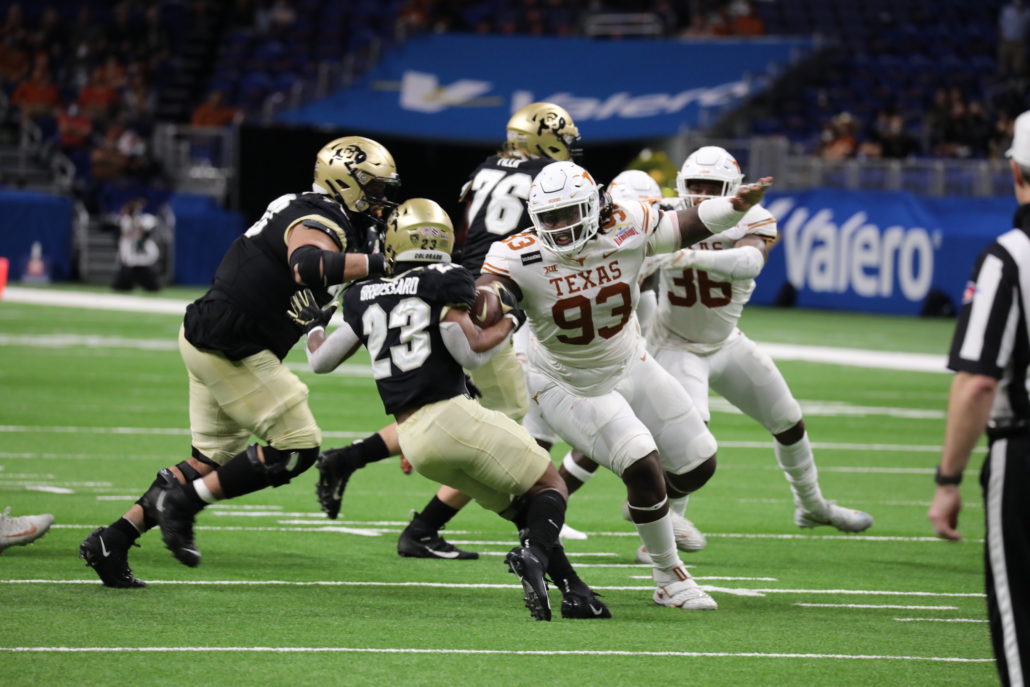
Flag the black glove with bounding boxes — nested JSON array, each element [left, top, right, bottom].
[[463, 374, 483, 399], [495, 283, 526, 331], [288, 288, 337, 332]]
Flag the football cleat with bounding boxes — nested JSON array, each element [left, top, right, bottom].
[[315, 446, 363, 520], [79, 527, 146, 588], [0, 507, 52, 552], [397, 527, 478, 560], [795, 501, 873, 533], [559, 578, 611, 619], [558, 523, 588, 541], [505, 546, 552, 621], [155, 487, 201, 567], [652, 565, 717, 610], [621, 502, 706, 553]]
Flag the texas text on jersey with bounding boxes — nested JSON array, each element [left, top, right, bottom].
[[342, 262, 477, 414], [653, 204, 777, 347], [184, 192, 368, 361], [481, 199, 673, 395], [458, 155, 553, 275]]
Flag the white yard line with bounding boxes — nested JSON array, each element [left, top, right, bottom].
[[0, 645, 992, 662], [2, 286, 947, 374], [795, 603, 959, 610], [894, 618, 989, 623]]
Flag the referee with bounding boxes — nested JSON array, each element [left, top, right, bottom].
[[928, 110, 1030, 686]]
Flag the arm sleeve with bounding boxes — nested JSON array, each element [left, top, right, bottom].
[[646, 208, 680, 256], [635, 288, 657, 336], [306, 322, 361, 373], [439, 320, 509, 369], [682, 245, 765, 281]]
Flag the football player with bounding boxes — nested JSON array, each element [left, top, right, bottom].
[[565, 147, 873, 564], [79, 136, 399, 586], [296, 198, 609, 621], [478, 159, 772, 610], [316, 103, 585, 556]]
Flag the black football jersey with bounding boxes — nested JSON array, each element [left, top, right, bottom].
[[342, 263, 476, 415], [458, 155, 552, 275], [184, 192, 370, 361]]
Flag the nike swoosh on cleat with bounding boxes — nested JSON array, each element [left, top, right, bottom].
[[589, 603, 605, 616], [426, 548, 460, 559], [99, 535, 111, 558], [8, 524, 38, 539]]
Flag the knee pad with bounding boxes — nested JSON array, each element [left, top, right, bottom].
[[249, 444, 319, 487], [136, 462, 200, 530]]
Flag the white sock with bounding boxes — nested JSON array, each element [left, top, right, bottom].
[[669, 495, 689, 518], [773, 433, 825, 511], [632, 511, 679, 570], [193, 478, 219, 504]]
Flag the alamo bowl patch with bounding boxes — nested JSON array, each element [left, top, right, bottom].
[[521, 251, 543, 266], [962, 281, 976, 304]]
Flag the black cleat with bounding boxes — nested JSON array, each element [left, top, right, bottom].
[[505, 546, 552, 621], [559, 578, 611, 619], [79, 527, 146, 589], [397, 526, 479, 560], [156, 487, 201, 567], [315, 447, 362, 520]]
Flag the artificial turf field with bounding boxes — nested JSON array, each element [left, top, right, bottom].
[[0, 285, 997, 686]]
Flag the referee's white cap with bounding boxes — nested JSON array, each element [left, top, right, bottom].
[[1006, 110, 1030, 167]]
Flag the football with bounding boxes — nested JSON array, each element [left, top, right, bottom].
[[472, 283, 504, 327]]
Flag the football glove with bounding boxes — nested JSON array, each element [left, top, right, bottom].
[[288, 288, 337, 332], [505, 307, 527, 332]]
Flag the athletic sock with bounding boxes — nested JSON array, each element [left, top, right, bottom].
[[408, 496, 460, 534], [108, 516, 141, 545], [348, 432, 391, 468], [669, 495, 689, 518], [632, 511, 679, 570], [522, 489, 565, 564], [215, 449, 269, 499], [774, 433, 826, 511]]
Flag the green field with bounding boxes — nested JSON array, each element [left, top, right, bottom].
[[0, 286, 997, 686]]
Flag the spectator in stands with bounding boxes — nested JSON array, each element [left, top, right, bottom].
[[818, 112, 859, 159], [56, 103, 92, 153], [0, 2, 28, 86], [191, 90, 240, 128], [25, 7, 67, 69], [10, 58, 60, 123], [730, 0, 764, 36], [77, 65, 119, 124], [999, 0, 1030, 80], [876, 113, 921, 160]]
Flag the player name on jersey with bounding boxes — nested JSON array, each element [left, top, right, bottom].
[[358, 277, 421, 300]]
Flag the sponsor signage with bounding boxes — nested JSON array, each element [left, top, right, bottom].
[[752, 190, 1014, 315], [279, 34, 813, 141]]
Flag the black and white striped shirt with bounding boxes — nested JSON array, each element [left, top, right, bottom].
[[948, 206, 1030, 424]]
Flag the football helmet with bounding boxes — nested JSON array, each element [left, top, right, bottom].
[[608, 169, 662, 205], [383, 198, 455, 268], [675, 146, 744, 207], [313, 136, 400, 220], [528, 161, 600, 256], [505, 102, 581, 161]]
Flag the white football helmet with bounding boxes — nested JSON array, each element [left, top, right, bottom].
[[675, 146, 744, 207], [608, 169, 662, 205], [528, 161, 600, 256]]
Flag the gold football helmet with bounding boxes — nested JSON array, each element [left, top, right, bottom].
[[383, 198, 455, 269], [504, 102, 581, 161], [313, 136, 400, 218]]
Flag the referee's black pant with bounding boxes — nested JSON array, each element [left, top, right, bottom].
[[983, 429, 1030, 687]]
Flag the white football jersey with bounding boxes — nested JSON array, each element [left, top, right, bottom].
[[483, 200, 674, 394], [652, 204, 777, 347]]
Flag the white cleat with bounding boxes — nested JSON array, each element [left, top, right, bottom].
[[635, 545, 653, 565], [0, 507, 53, 552], [559, 523, 588, 541], [652, 565, 717, 610], [795, 501, 873, 533], [670, 511, 707, 552]]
